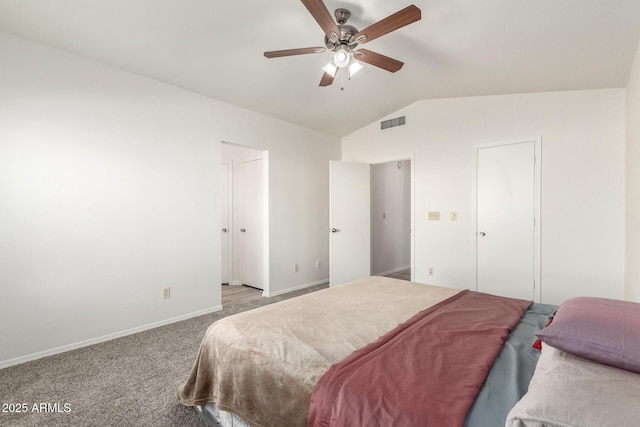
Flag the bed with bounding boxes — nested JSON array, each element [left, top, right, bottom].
[[178, 276, 558, 426]]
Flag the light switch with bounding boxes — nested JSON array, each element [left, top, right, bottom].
[[428, 211, 440, 221], [451, 212, 458, 221]]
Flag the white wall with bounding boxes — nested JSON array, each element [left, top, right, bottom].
[[626, 42, 640, 302], [0, 33, 340, 367], [371, 160, 411, 275], [343, 90, 626, 306]]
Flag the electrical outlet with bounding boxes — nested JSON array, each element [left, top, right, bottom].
[[315, 260, 321, 269], [294, 264, 299, 273], [428, 267, 434, 276], [162, 287, 171, 299]]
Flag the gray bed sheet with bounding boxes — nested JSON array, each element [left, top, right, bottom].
[[463, 302, 557, 427], [198, 302, 556, 427]]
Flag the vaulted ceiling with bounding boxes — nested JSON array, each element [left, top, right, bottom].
[[1, 0, 639, 137]]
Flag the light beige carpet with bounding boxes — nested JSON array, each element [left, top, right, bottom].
[[0, 284, 327, 427]]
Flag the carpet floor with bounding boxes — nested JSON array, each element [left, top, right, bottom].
[[0, 284, 327, 427]]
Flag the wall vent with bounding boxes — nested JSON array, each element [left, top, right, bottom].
[[380, 116, 406, 130]]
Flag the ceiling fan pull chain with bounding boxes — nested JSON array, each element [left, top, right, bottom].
[[341, 68, 345, 91]]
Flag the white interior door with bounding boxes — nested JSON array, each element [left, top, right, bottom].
[[240, 158, 263, 289], [221, 163, 230, 284], [329, 160, 370, 286], [476, 141, 535, 300]]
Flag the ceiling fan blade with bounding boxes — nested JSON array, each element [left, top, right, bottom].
[[319, 71, 335, 86], [354, 49, 404, 73], [300, 0, 341, 42], [353, 5, 421, 44], [264, 47, 326, 58]]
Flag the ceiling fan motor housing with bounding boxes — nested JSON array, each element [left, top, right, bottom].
[[334, 8, 350, 24], [323, 9, 360, 51]]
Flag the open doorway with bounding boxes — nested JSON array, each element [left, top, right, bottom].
[[221, 142, 269, 298], [370, 159, 411, 280]]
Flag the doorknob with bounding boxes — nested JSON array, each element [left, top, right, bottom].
[[478, 232, 486, 237], [222, 228, 228, 233], [240, 228, 246, 233], [330, 228, 340, 233]]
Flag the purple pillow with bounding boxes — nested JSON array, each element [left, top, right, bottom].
[[535, 297, 640, 373]]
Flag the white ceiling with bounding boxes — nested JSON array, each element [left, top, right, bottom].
[[1, 0, 639, 137]]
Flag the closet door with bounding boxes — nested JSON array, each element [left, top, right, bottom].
[[240, 158, 264, 289], [221, 162, 231, 285], [476, 141, 535, 300]]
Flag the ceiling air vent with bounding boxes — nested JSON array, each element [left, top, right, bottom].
[[380, 116, 406, 130]]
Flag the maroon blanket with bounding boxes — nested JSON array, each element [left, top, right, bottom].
[[307, 290, 531, 427]]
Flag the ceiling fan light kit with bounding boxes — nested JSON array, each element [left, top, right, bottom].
[[264, 0, 421, 89], [348, 60, 363, 76], [333, 46, 350, 68], [322, 61, 338, 77]]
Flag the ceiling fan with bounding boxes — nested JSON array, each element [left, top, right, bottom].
[[264, 0, 421, 88]]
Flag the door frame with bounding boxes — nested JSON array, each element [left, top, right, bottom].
[[472, 137, 542, 302]]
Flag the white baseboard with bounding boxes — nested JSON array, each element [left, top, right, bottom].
[[0, 305, 223, 370], [373, 265, 411, 277], [263, 279, 328, 297]]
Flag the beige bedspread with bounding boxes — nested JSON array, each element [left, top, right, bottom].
[[178, 276, 460, 427]]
